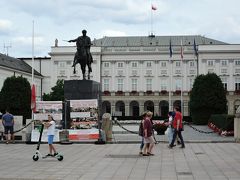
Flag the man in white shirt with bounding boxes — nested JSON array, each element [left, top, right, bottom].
[[44, 115, 58, 156]]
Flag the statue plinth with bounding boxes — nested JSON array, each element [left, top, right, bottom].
[[64, 80, 100, 100]]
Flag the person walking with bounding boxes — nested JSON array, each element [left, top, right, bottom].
[[2, 109, 14, 144], [142, 111, 155, 156], [139, 111, 148, 155], [165, 111, 174, 145], [168, 107, 185, 148], [44, 115, 58, 156]]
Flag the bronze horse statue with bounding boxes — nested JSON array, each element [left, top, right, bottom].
[[69, 30, 93, 80], [72, 46, 92, 80]]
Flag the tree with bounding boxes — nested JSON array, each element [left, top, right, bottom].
[[42, 79, 64, 101], [189, 73, 227, 125], [0, 76, 31, 122]]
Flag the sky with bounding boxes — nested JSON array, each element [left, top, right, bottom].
[[0, 0, 240, 58]]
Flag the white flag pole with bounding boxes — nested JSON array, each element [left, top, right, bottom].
[[169, 58, 172, 111], [32, 20, 35, 85], [180, 40, 183, 115], [31, 20, 35, 121]]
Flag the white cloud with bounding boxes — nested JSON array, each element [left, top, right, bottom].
[[13, 36, 44, 45], [1, 0, 240, 57], [0, 19, 12, 35], [100, 30, 127, 37]]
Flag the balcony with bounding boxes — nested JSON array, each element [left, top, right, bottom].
[[103, 91, 111, 96], [130, 91, 139, 96], [144, 90, 153, 95], [234, 90, 240, 95], [115, 91, 124, 96], [160, 90, 168, 95], [174, 90, 181, 95]]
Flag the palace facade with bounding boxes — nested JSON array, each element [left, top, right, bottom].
[[22, 35, 240, 117]]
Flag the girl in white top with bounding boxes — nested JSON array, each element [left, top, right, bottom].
[[44, 115, 58, 156], [166, 112, 174, 145]]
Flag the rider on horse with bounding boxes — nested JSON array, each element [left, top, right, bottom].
[[68, 30, 93, 79]]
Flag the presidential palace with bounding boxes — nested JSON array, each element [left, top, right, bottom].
[[1, 35, 240, 117]]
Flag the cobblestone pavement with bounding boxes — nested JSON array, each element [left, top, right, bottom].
[[0, 143, 240, 180], [0, 124, 237, 180]]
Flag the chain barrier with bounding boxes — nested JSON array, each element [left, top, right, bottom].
[[183, 121, 214, 134], [0, 119, 214, 137], [113, 119, 138, 134], [113, 119, 215, 135], [0, 120, 34, 134]]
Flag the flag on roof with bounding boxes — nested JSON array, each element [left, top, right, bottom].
[[180, 40, 184, 60], [169, 40, 173, 58], [193, 39, 198, 56], [152, 4, 157, 10]]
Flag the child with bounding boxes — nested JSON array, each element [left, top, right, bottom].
[[44, 115, 58, 156]]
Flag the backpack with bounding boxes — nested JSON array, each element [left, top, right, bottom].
[[138, 121, 144, 136]]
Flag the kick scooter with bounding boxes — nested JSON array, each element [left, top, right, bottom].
[[32, 123, 63, 161]]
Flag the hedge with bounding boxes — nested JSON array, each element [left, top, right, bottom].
[[208, 114, 234, 131]]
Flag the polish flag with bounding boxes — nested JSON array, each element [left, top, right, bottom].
[[180, 40, 184, 60], [152, 4, 157, 10], [31, 84, 36, 113]]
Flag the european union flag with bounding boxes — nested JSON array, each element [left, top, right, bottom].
[[193, 39, 198, 56]]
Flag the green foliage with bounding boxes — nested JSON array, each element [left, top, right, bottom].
[[0, 76, 31, 121], [43, 79, 64, 101], [209, 114, 234, 131], [189, 73, 227, 125]]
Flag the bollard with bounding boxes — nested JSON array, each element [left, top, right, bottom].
[[235, 107, 240, 142], [102, 113, 112, 142]]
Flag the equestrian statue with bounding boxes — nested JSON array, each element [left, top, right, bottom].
[[68, 29, 93, 80]]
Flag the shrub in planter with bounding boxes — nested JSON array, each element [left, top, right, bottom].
[[153, 122, 167, 135]]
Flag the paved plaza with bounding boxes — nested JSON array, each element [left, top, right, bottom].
[[0, 142, 240, 180], [0, 124, 239, 180]]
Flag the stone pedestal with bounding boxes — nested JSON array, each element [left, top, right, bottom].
[[64, 80, 100, 100], [64, 80, 101, 129]]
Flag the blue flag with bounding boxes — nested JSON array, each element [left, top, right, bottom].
[[169, 40, 173, 58], [193, 39, 198, 56]]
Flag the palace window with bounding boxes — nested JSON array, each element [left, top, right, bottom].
[[176, 61, 181, 67], [103, 79, 110, 91], [146, 79, 152, 91], [221, 77, 227, 91], [131, 79, 137, 91], [132, 62, 138, 67], [117, 62, 124, 68], [190, 61, 195, 67], [59, 62, 65, 68], [146, 62, 152, 67], [221, 60, 227, 66], [175, 79, 182, 90], [103, 62, 110, 68], [161, 62, 167, 67], [160, 79, 167, 91], [117, 79, 124, 91], [207, 60, 214, 66], [235, 77, 240, 90], [235, 60, 240, 66]]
